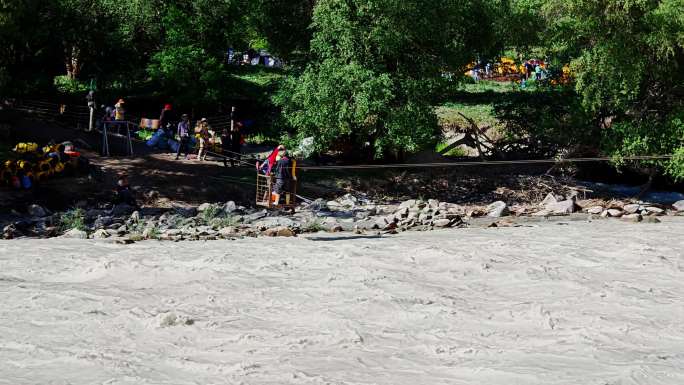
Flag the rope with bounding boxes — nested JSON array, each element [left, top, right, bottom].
[[203, 150, 254, 167], [209, 175, 317, 203], [297, 155, 675, 171]]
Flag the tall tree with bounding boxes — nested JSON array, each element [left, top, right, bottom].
[[541, 0, 684, 178], [247, 0, 316, 60], [277, 0, 499, 158], [146, 0, 249, 106]]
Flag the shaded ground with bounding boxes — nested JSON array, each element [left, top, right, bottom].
[[2, 116, 680, 217], [1, 218, 683, 384]]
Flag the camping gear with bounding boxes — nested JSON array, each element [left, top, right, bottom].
[[168, 139, 180, 153], [21, 174, 32, 189], [13, 142, 38, 154]]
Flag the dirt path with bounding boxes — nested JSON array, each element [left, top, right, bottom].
[[1, 219, 683, 384]]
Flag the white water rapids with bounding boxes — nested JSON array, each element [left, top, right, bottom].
[[1, 219, 684, 384]]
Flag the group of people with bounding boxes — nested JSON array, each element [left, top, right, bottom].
[[523, 59, 545, 81], [94, 97, 244, 165], [167, 105, 243, 165], [467, 58, 547, 83]]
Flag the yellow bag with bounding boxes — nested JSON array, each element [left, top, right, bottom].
[[13, 142, 38, 153], [17, 160, 32, 171]]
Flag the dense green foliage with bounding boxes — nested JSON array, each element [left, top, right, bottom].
[[276, 0, 500, 158], [0, 0, 270, 101], [0, 0, 682, 175], [539, 0, 684, 177]]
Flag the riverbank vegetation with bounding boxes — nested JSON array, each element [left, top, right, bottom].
[[0, 0, 682, 178]]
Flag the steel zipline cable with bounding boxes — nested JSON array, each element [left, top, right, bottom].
[[205, 149, 674, 173], [296, 155, 675, 171]]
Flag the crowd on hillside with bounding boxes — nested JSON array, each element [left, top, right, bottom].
[[469, 58, 547, 82], [466, 57, 572, 87], [226, 48, 283, 68]]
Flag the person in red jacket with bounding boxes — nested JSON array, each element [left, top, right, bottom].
[[257, 145, 285, 175]]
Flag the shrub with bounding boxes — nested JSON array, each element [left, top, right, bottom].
[[60, 209, 86, 232], [210, 215, 240, 228], [303, 219, 325, 233]]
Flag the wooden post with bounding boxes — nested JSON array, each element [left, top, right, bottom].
[[230, 106, 235, 132]]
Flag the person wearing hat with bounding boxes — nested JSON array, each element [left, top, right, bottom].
[[175, 113, 191, 160], [195, 118, 211, 161], [114, 99, 125, 121]]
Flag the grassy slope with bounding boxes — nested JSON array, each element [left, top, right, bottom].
[[436, 78, 553, 134]]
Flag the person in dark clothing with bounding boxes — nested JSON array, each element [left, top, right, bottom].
[[175, 114, 191, 160], [159, 104, 177, 136], [229, 121, 242, 167], [525, 61, 533, 80], [114, 173, 137, 207], [272, 148, 293, 205], [220, 126, 231, 157]]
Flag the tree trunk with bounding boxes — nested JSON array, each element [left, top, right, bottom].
[[65, 46, 81, 80]]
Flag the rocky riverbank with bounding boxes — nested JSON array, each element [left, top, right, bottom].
[[3, 191, 683, 242]]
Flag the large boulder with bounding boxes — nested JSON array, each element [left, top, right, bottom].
[[623, 204, 641, 214], [254, 217, 296, 229], [545, 199, 578, 215], [130, 211, 141, 222], [198, 203, 213, 212], [644, 206, 664, 215], [173, 206, 198, 218], [61, 228, 88, 239], [395, 207, 410, 218], [432, 219, 452, 228], [3, 224, 19, 239], [338, 194, 358, 208], [244, 210, 268, 223], [91, 229, 111, 239], [486, 201, 509, 218], [224, 201, 237, 214], [93, 216, 114, 229], [673, 200, 684, 212], [27, 204, 47, 218], [606, 209, 623, 217], [263, 226, 295, 237], [306, 199, 326, 212], [355, 219, 377, 231], [111, 204, 135, 217], [541, 193, 558, 206], [218, 227, 238, 237]]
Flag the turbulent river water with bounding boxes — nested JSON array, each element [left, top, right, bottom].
[[1, 218, 684, 385]]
